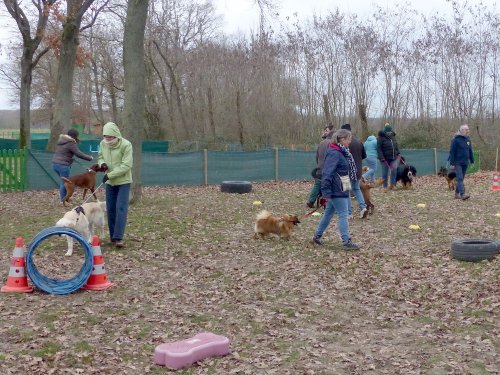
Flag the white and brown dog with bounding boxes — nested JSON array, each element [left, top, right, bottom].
[[56, 201, 107, 256]]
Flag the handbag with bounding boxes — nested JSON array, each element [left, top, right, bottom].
[[337, 173, 352, 192]]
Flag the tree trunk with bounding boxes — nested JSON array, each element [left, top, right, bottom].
[[236, 90, 244, 147], [48, 20, 80, 151], [323, 94, 332, 127], [123, 0, 149, 203], [19, 54, 33, 149], [358, 103, 369, 141], [207, 86, 216, 139]]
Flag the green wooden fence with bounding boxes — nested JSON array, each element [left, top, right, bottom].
[[0, 149, 26, 192]]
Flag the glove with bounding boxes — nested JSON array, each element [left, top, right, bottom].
[[319, 197, 327, 207], [102, 174, 109, 183]]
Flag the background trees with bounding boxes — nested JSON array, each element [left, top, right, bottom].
[[1, 0, 499, 157]]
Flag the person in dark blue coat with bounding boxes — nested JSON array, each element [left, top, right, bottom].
[[449, 124, 474, 200], [312, 129, 360, 250]]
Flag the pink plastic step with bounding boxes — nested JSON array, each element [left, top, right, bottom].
[[154, 332, 230, 369]]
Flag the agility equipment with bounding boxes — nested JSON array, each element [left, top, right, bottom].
[[492, 173, 500, 191], [154, 332, 230, 369], [1, 237, 33, 293], [26, 226, 93, 294], [82, 235, 113, 290]]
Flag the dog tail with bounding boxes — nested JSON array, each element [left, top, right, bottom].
[[256, 210, 272, 221], [61, 177, 73, 185]]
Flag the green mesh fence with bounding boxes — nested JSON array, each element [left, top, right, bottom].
[[207, 150, 276, 183], [18, 148, 481, 191]]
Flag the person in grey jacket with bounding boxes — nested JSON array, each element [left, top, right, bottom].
[[52, 128, 93, 203], [306, 124, 334, 208]]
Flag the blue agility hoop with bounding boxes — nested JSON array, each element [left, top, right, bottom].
[[26, 226, 93, 295]]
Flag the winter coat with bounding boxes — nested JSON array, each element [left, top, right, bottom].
[[348, 137, 366, 180], [52, 134, 93, 166], [364, 135, 378, 158], [320, 144, 350, 199], [97, 122, 133, 186], [449, 134, 474, 166], [377, 130, 400, 161]]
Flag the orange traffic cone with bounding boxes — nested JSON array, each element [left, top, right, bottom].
[[492, 173, 500, 191], [82, 235, 113, 291], [1, 237, 33, 293]]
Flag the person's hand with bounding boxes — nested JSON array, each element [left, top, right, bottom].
[[102, 174, 109, 183], [470, 163, 474, 168], [90, 156, 93, 160], [450, 165, 456, 170], [319, 197, 327, 207]]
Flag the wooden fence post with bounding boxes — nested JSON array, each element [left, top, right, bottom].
[[274, 147, 279, 181], [204, 149, 208, 186], [433, 148, 437, 175]]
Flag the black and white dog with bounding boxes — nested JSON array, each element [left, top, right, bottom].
[[396, 164, 417, 189]]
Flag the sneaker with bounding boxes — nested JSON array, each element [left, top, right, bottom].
[[461, 194, 470, 200], [114, 240, 125, 248], [360, 208, 368, 219], [455, 193, 461, 199], [306, 201, 315, 208], [342, 239, 360, 250], [312, 236, 323, 245]]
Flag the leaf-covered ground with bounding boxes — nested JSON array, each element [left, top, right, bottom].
[[0, 173, 498, 374]]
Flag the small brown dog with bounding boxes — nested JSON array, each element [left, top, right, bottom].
[[253, 210, 300, 240], [61, 163, 108, 206], [438, 166, 456, 191], [360, 178, 375, 215]]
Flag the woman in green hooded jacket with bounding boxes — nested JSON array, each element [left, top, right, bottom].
[[98, 122, 133, 248]]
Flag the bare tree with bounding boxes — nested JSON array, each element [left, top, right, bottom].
[[3, 0, 56, 148], [123, 0, 148, 202], [47, 0, 108, 151]]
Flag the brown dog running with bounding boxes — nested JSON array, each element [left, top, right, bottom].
[[253, 210, 300, 240], [61, 163, 108, 206]]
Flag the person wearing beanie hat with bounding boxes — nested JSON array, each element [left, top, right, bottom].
[[341, 123, 352, 131], [377, 123, 401, 189], [52, 128, 93, 203], [97, 122, 133, 248]]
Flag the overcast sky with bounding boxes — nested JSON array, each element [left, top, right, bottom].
[[0, 0, 496, 110]]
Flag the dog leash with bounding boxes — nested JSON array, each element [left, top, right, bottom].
[[78, 181, 106, 206], [302, 197, 326, 218]]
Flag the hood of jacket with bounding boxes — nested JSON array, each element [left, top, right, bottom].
[[378, 129, 396, 137], [103, 122, 122, 139], [56, 134, 77, 145], [366, 135, 377, 142]]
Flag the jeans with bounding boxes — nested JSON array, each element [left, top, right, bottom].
[[381, 159, 400, 188], [314, 197, 350, 243], [307, 179, 321, 204], [454, 164, 468, 195], [362, 156, 377, 183], [105, 183, 131, 241], [52, 163, 71, 201], [347, 179, 367, 215]]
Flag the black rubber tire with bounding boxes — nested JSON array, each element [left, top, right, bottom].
[[220, 181, 252, 194], [451, 239, 500, 262]]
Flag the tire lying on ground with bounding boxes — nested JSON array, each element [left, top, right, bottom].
[[220, 181, 252, 194], [451, 239, 500, 262]]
